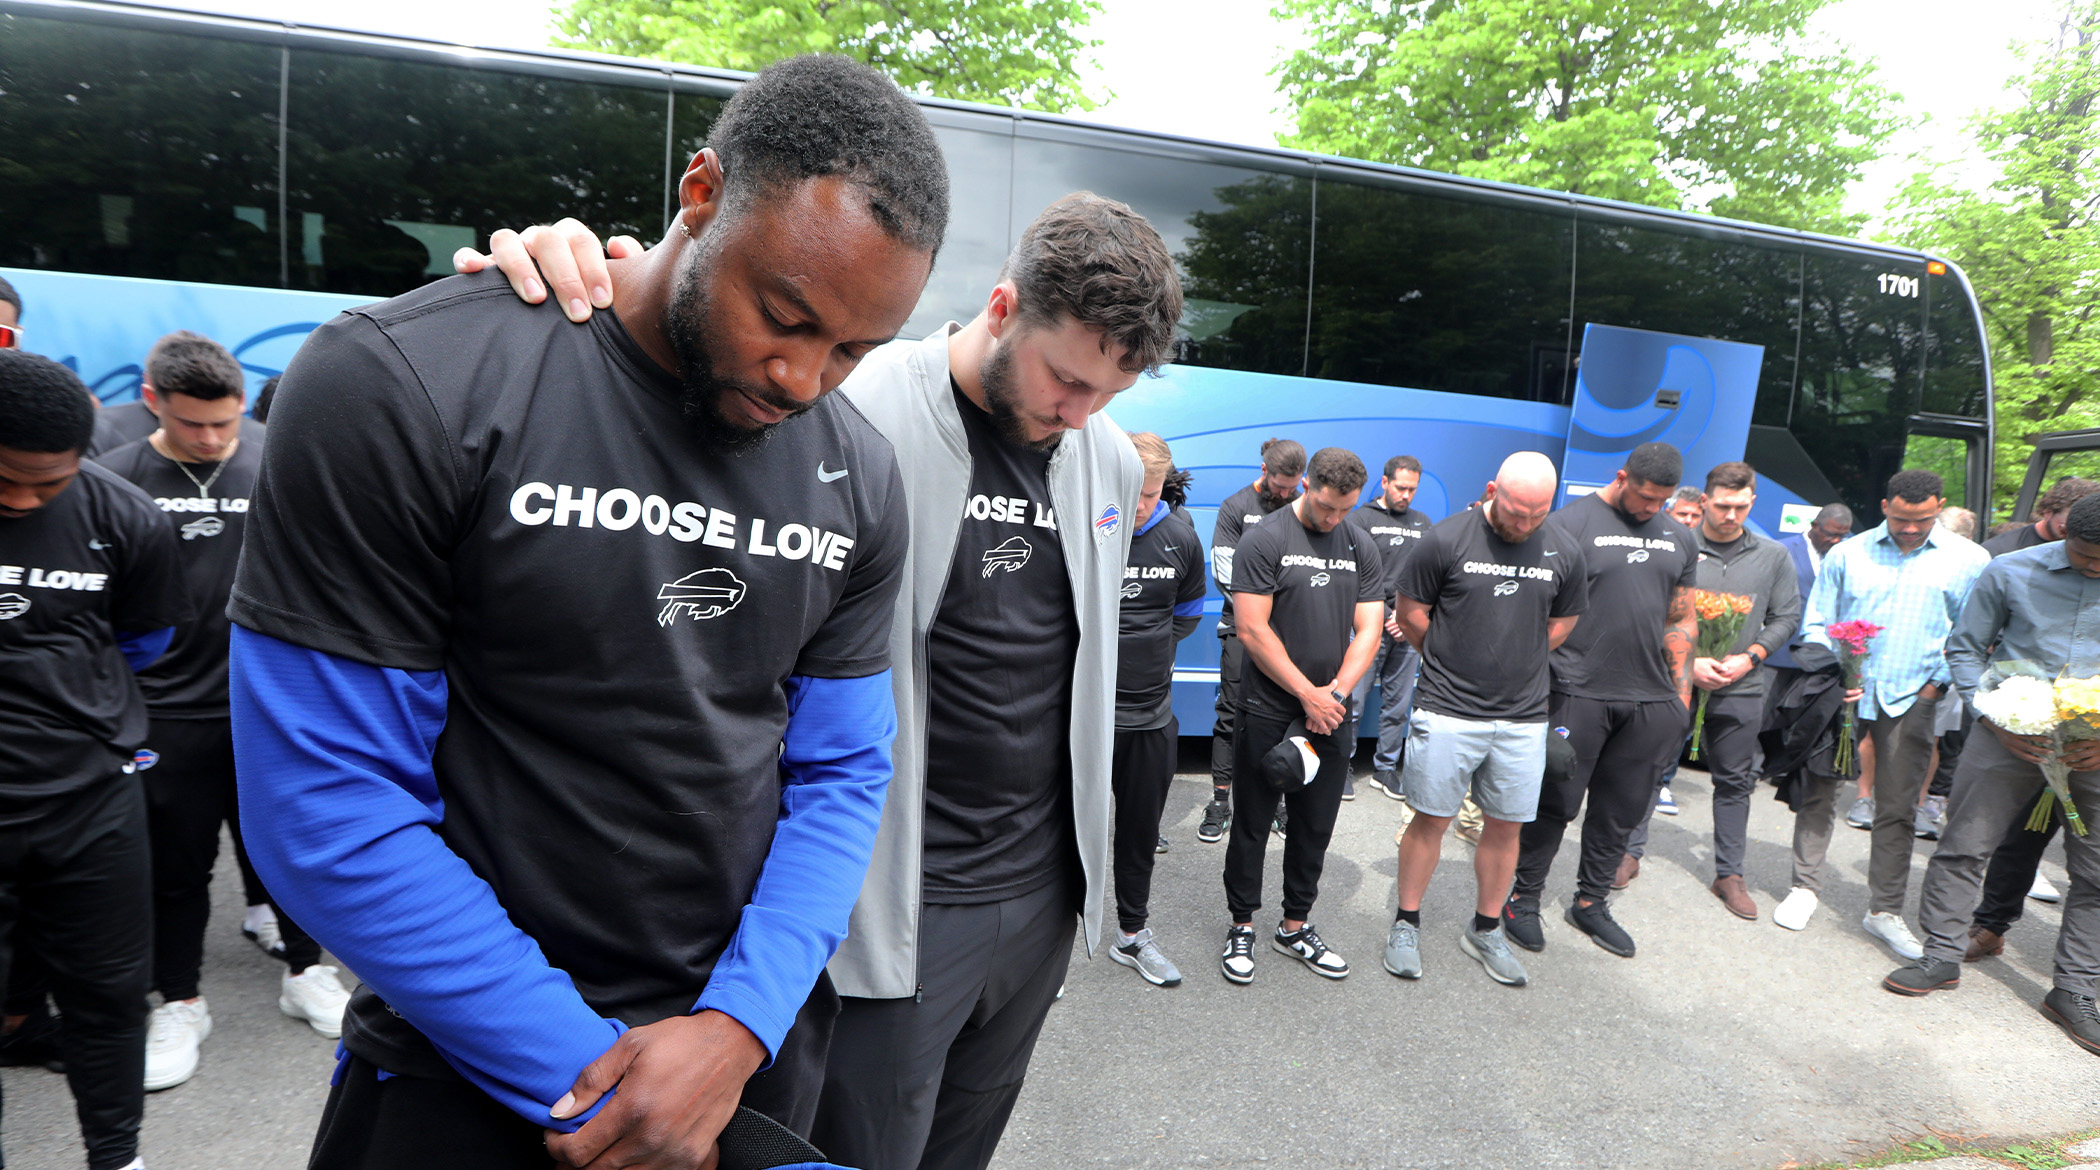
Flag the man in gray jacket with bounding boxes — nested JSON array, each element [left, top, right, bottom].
[[1621, 461, 1800, 919]]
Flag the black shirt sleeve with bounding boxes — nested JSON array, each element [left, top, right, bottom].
[[228, 313, 466, 671], [1354, 533, 1384, 604], [1551, 541, 1590, 618], [793, 456, 907, 679], [105, 470, 193, 634], [1395, 525, 1447, 607], [1229, 520, 1283, 598]]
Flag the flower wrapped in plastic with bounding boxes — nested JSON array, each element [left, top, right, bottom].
[[1825, 620, 1881, 777], [1971, 662, 2091, 837], [1689, 590, 1754, 759]]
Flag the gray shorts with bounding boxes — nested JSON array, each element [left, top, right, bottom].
[[1399, 709, 1546, 823]]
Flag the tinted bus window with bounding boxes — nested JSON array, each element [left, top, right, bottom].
[[668, 88, 726, 233], [1012, 131, 1313, 376], [286, 50, 667, 298], [1571, 218, 1801, 425], [905, 117, 1014, 339], [1922, 270, 1989, 419], [1795, 252, 1929, 521], [1309, 179, 1573, 401], [0, 15, 282, 285]]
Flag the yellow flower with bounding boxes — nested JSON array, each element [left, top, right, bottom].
[[2056, 676, 2100, 732]]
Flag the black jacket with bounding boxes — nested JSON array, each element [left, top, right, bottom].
[[1761, 643, 1856, 808]]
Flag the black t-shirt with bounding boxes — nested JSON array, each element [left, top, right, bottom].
[[1984, 523, 2045, 558], [1116, 503, 1207, 730], [1348, 500, 1432, 598], [1397, 508, 1588, 722], [920, 381, 1080, 904], [1210, 483, 1288, 636], [1229, 504, 1383, 721], [228, 273, 908, 1034], [0, 461, 191, 804], [86, 400, 158, 459], [94, 426, 266, 718], [1547, 492, 1699, 702]]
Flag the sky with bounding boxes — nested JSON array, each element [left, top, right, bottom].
[[186, 0, 2064, 229]]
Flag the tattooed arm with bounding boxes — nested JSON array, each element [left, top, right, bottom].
[[1664, 584, 1696, 710]]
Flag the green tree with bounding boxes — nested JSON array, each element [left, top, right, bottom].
[[1888, 5, 2100, 505], [1272, 0, 1896, 233], [554, 0, 1105, 112]]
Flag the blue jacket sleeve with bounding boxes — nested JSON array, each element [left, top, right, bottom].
[[693, 671, 895, 1059], [116, 627, 173, 673], [228, 625, 625, 1130]]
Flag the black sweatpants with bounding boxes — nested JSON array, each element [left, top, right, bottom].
[[1975, 799, 2063, 936], [1515, 692, 1688, 904], [1111, 717, 1178, 934], [810, 877, 1076, 1170], [145, 716, 319, 999], [1209, 634, 1244, 795], [307, 974, 840, 1169], [0, 772, 152, 1170], [1222, 709, 1347, 923]]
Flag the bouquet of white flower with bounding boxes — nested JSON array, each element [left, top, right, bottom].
[[1971, 663, 2093, 836]]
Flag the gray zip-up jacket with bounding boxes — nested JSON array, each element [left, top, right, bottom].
[[1694, 526, 1801, 698], [830, 327, 1142, 1000]]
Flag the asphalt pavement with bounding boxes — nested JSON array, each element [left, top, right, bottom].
[[5, 752, 2095, 1169]]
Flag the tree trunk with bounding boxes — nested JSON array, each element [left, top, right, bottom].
[[2029, 310, 2055, 365]]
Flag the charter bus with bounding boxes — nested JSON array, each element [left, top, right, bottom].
[[0, 0, 1996, 728]]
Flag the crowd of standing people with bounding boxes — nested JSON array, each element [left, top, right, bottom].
[[0, 52, 2094, 1170]]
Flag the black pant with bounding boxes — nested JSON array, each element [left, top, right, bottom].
[[1210, 634, 1244, 795], [308, 975, 840, 1169], [1929, 709, 1971, 800], [1111, 718, 1178, 934], [1975, 799, 2063, 935], [1222, 708, 1347, 922], [811, 878, 1076, 1170], [0, 772, 152, 1170], [1516, 693, 1688, 904], [145, 716, 319, 999]]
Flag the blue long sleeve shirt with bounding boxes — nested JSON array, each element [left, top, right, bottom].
[[230, 626, 895, 1130]]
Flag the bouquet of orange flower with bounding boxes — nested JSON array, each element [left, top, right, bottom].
[[1827, 620, 1881, 777], [1689, 590, 1755, 759]]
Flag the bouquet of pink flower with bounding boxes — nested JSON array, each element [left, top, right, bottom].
[[1827, 620, 1882, 777]]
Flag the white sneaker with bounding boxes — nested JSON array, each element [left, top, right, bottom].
[[241, 904, 284, 957], [144, 997, 211, 1091], [280, 965, 352, 1038], [1862, 911, 1925, 960], [1773, 887, 1818, 931], [2031, 873, 2063, 903]]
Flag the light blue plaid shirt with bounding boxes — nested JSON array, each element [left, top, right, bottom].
[[1801, 521, 1990, 720]]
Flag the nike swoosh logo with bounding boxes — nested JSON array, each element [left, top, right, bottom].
[[89, 539, 111, 550], [817, 463, 848, 483], [1543, 550, 1559, 557], [1161, 545, 1180, 553]]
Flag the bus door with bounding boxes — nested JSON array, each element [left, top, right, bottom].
[[1560, 323, 1763, 508], [2011, 427, 2100, 523]]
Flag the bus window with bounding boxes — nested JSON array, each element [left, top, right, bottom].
[[1569, 218, 1800, 424], [905, 117, 1015, 339], [1309, 178, 1574, 402], [0, 14, 282, 286], [286, 49, 668, 298], [1794, 252, 1929, 523], [1902, 433, 1970, 511], [669, 88, 727, 230], [1922, 269, 1989, 420], [1010, 129, 1314, 376]]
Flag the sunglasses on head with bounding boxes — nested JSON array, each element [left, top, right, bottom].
[[0, 323, 19, 349]]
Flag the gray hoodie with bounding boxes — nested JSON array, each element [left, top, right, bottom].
[[829, 327, 1142, 1000]]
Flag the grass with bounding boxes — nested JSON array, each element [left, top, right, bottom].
[[1774, 1126, 2100, 1169]]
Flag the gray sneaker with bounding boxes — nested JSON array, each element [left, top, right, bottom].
[[1110, 928, 1183, 987], [1459, 925, 1529, 986], [1847, 796, 1875, 830], [1382, 920, 1423, 979]]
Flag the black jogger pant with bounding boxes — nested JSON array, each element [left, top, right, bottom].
[[307, 974, 840, 1169], [810, 877, 1077, 1170], [144, 716, 319, 999], [1112, 717, 1178, 934], [0, 772, 153, 1170], [1515, 692, 1688, 904], [1210, 634, 1244, 795], [1222, 708, 1348, 923]]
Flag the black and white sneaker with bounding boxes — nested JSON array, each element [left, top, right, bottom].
[[1272, 922, 1349, 979], [1220, 925, 1257, 984], [1503, 895, 1546, 952], [1197, 798, 1230, 844], [1155, 834, 1170, 854]]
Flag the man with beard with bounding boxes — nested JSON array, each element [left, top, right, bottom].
[[1202, 439, 1305, 841], [1349, 454, 1432, 801], [477, 189, 1180, 1170], [227, 57, 944, 1169]]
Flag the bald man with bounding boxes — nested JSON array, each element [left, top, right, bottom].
[[1382, 453, 1589, 987]]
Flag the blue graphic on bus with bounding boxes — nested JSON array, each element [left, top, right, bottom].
[[1561, 323, 1763, 504]]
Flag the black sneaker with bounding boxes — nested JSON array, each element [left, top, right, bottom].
[[1566, 897, 1636, 957], [0, 1010, 64, 1072], [1883, 956, 1960, 997], [1341, 774, 1357, 801], [1502, 895, 1546, 952], [1155, 834, 1170, 854], [2041, 988, 2100, 1056], [1197, 797, 1229, 843], [1220, 924, 1257, 984]]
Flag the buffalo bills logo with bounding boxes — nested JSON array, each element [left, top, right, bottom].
[[1493, 580, 1519, 597], [0, 593, 27, 621], [1094, 503, 1120, 540], [656, 568, 746, 626], [983, 537, 1033, 578], [1627, 549, 1650, 564]]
